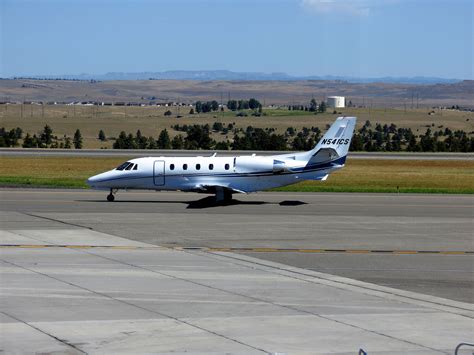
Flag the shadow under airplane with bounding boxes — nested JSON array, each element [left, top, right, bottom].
[[78, 196, 307, 209]]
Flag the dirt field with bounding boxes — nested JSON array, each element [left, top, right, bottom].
[[1, 104, 473, 149], [1, 79, 473, 108]]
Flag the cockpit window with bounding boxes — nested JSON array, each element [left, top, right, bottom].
[[116, 162, 132, 171], [125, 163, 134, 170], [133, 164, 138, 170]]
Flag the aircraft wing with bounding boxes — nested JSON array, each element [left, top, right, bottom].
[[193, 184, 248, 194]]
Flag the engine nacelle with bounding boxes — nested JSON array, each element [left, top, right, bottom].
[[235, 156, 289, 174]]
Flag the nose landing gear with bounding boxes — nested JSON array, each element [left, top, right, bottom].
[[107, 189, 117, 202]]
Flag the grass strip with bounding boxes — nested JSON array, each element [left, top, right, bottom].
[[0, 156, 473, 194]]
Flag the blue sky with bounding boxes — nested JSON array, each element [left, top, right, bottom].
[[1, 0, 473, 79]]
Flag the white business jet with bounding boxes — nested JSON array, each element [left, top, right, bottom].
[[87, 117, 356, 202]]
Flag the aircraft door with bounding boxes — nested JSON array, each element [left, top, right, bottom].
[[153, 160, 165, 186]]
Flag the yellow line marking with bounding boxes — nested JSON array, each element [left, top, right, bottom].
[[0, 245, 471, 255]]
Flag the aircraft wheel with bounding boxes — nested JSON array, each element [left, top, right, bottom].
[[223, 190, 233, 201], [107, 193, 115, 202]]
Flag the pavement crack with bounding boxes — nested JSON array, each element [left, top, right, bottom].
[[66, 247, 449, 354], [20, 212, 94, 230], [0, 310, 86, 354], [0, 258, 269, 354], [204, 251, 474, 317]]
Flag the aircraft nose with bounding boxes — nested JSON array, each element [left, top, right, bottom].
[[87, 174, 99, 186]]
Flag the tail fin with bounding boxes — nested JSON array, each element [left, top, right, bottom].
[[305, 117, 357, 163]]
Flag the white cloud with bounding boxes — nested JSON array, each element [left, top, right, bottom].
[[301, 0, 377, 16]]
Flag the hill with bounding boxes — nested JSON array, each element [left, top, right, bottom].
[[1, 79, 473, 109]]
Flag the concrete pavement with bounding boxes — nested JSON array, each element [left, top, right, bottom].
[[1, 228, 473, 354]]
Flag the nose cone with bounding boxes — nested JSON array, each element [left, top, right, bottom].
[[87, 174, 100, 187], [87, 171, 114, 189]]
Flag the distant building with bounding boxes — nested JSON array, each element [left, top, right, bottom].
[[327, 96, 345, 108]]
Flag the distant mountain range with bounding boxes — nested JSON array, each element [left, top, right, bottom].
[[8, 70, 462, 85]]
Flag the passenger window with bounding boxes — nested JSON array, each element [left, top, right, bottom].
[[125, 163, 134, 170], [133, 164, 138, 170], [170, 164, 175, 170], [209, 164, 214, 170], [183, 164, 188, 170], [225, 163, 230, 170], [196, 164, 201, 170]]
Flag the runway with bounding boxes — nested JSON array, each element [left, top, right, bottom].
[[1, 148, 473, 160], [1, 189, 472, 303], [1, 188, 473, 353]]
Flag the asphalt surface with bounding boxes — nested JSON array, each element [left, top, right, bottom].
[[1, 189, 473, 303], [1, 148, 473, 160]]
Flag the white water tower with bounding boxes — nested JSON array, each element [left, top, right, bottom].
[[327, 96, 345, 108]]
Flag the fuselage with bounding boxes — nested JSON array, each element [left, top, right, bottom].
[[87, 116, 356, 200], [87, 153, 345, 193]]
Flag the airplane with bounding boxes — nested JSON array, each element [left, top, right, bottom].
[[87, 116, 356, 202]]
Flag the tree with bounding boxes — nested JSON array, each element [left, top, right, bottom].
[[309, 98, 317, 112], [249, 98, 261, 110], [164, 110, 172, 116], [227, 100, 238, 111], [195, 101, 203, 113], [420, 128, 435, 152], [73, 129, 83, 149], [147, 136, 158, 149], [210, 100, 219, 111], [171, 134, 184, 149], [238, 100, 249, 110], [15, 127, 23, 139], [185, 125, 213, 149], [349, 134, 363, 151], [157, 129, 171, 149], [407, 134, 418, 151], [40, 125, 53, 145], [22, 133, 36, 148], [114, 131, 127, 149], [214, 141, 230, 150], [212, 122, 224, 131], [98, 129, 106, 141], [136, 130, 148, 149], [189, 108, 195, 115], [319, 101, 327, 113], [64, 137, 72, 149]]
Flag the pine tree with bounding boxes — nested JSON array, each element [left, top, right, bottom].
[[157, 129, 171, 149], [40, 125, 53, 145], [73, 129, 83, 149], [171, 134, 184, 149]]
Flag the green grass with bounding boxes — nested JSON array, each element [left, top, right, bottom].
[[273, 185, 473, 194], [0, 156, 473, 194], [0, 176, 89, 188]]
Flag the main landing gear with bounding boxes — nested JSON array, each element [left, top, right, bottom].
[[215, 187, 232, 203], [107, 189, 117, 202]]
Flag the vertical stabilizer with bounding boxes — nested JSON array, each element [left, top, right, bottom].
[[304, 117, 357, 162]]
